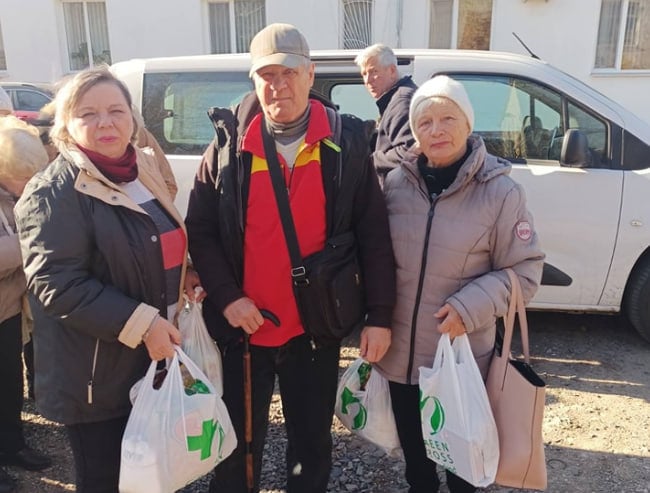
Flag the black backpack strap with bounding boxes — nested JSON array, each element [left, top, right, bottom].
[[260, 120, 309, 287]]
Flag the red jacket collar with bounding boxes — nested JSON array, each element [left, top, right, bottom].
[[241, 99, 332, 156]]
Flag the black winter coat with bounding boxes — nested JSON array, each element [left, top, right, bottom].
[[186, 92, 396, 346], [15, 146, 186, 425]]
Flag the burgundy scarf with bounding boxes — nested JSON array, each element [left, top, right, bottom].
[[78, 144, 138, 183]]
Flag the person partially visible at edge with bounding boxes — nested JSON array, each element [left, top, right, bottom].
[[186, 23, 396, 493], [376, 75, 544, 493], [355, 43, 417, 185], [0, 87, 12, 117], [0, 116, 51, 493], [13, 67, 203, 493]]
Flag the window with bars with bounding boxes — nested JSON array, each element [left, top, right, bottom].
[[62, 1, 111, 71], [208, 0, 265, 54], [596, 0, 650, 70], [342, 0, 373, 49], [0, 20, 6, 70], [429, 0, 492, 50]]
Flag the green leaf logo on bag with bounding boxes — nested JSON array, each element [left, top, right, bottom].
[[187, 419, 219, 460], [340, 387, 368, 430], [420, 392, 445, 434]]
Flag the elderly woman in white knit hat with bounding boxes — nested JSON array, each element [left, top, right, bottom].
[[375, 75, 545, 493]]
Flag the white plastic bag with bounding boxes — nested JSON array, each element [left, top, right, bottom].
[[335, 358, 402, 457], [178, 297, 223, 396], [119, 347, 237, 493], [419, 334, 499, 487]]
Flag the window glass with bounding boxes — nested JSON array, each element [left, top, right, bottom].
[[342, 0, 373, 49], [0, 21, 6, 70], [142, 72, 252, 155], [429, 0, 453, 49], [451, 75, 562, 161], [208, 3, 231, 54], [457, 0, 493, 50], [15, 90, 51, 112], [330, 83, 378, 121], [567, 102, 609, 167], [208, 0, 264, 54], [595, 0, 650, 70]]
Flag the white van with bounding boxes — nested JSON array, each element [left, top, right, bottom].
[[112, 49, 650, 343]]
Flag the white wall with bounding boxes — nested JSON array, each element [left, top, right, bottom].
[[0, 0, 648, 120], [107, 0, 207, 61], [0, 0, 62, 83]]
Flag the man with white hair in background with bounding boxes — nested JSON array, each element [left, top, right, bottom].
[[355, 43, 418, 184]]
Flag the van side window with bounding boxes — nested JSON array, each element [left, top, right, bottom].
[[449, 74, 610, 168], [567, 101, 609, 167], [329, 83, 378, 121], [142, 72, 252, 155]]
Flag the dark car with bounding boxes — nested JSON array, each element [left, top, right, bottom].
[[0, 82, 53, 121]]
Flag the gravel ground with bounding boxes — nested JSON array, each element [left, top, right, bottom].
[[8, 312, 650, 492]]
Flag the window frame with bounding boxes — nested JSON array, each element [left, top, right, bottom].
[[428, 0, 493, 50], [206, 0, 265, 54], [594, 0, 650, 73], [60, 0, 111, 72]]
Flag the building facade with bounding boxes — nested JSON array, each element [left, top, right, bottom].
[[0, 0, 648, 119]]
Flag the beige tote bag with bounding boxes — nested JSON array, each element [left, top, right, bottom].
[[486, 268, 547, 490]]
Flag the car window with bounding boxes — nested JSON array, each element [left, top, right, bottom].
[[14, 89, 51, 112], [142, 72, 252, 155], [329, 83, 378, 121], [450, 74, 609, 168]]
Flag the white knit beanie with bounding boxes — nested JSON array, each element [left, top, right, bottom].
[[409, 75, 474, 136], [0, 86, 13, 114]]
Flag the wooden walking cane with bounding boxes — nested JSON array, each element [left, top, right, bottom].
[[243, 309, 280, 493]]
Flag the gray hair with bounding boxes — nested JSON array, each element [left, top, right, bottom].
[[354, 43, 397, 69], [49, 66, 140, 151]]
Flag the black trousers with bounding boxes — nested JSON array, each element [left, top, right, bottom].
[[65, 415, 129, 493], [389, 381, 476, 493], [0, 314, 25, 454], [209, 334, 340, 493]]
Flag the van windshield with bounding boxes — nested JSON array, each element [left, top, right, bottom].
[[142, 71, 253, 155]]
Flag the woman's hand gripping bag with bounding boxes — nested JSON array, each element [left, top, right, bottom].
[[178, 297, 223, 396], [335, 358, 402, 457], [119, 347, 236, 493], [419, 334, 499, 487]]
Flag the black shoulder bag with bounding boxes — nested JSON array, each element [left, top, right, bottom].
[[261, 122, 366, 344]]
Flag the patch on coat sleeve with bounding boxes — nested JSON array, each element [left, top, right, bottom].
[[515, 220, 532, 241]]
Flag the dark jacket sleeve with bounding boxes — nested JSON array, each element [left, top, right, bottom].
[[351, 158, 396, 328], [186, 142, 244, 316]]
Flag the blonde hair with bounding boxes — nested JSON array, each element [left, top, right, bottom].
[[0, 116, 49, 180], [49, 66, 140, 151]]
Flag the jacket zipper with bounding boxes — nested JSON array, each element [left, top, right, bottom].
[[87, 339, 99, 404], [405, 199, 436, 385]]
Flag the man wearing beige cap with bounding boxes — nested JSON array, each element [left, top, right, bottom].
[[187, 23, 395, 493]]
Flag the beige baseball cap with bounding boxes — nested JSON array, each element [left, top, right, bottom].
[[249, 23, 310, 77]]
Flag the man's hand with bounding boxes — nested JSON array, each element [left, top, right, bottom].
[[435, 303, 467, 338], [143, 316, 182, 361], [223, 297, 264, 334], [360, 326, 391, 363], [183, 268, 207, 302]]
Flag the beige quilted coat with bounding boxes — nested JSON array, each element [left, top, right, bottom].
[[376, 136, 544, 385]]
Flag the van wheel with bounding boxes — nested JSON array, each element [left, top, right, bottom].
[[624, 257, 650, 343]]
